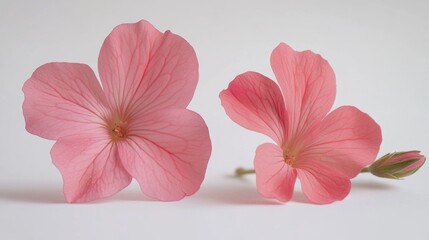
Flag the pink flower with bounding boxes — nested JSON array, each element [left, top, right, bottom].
[[23, 20, 211, 203], [220, 43, 382, 204]]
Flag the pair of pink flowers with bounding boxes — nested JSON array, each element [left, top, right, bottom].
[[23, 20, 405, 204]]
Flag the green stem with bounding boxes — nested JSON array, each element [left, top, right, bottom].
[[235, 167, 372, 176], [235, 168, 255, 176]]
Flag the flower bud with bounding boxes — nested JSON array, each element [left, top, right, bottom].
[[368, 151, 425, 179]]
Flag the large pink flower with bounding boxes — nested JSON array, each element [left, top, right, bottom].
[[23, 20, 211, 203], [220, 43, 382, 204]]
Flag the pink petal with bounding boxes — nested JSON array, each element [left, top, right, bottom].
[[297, 161, 351, 204], [117, 109, 211, 201], [23, 63, 109, 140], [51, 131, 132, 203], [298, 106, 382, 178], [270, 43, 336, 139], [254, 143, 297, 202], [98, 20, 198, 115], [385, 151, 423, 164], [220, 72, 288, 145], [395, 152, 425, 172]]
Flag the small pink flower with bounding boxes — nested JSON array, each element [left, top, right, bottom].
[[23, 20, 212, 203], [368, 151, 425, 179], [220, 43, 382, 204]]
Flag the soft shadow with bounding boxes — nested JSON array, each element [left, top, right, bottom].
[[0, 183, 64, 204], [100, 189, 155, 203], [194, 175, 281, 205], [197, 175, 316, 205], [0, 182, 156, 204], [290, 181, 395, 204], [352, 180, 395, 190]]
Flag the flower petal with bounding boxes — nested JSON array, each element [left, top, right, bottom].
[[98, 20, 198, 115], [299, 106, 382, 178], [270, 43, 336, 139], [51, 131, 132, 203], [117, 109, 211, 201], [297, 161, 351, 204], [220, 72, 287, 145], [397, 153, 426, 173], [23, 63, 109, 140], [254, 143, 297, 202]]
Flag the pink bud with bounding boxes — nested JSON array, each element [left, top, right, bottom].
[[369, 151, 425, 179]]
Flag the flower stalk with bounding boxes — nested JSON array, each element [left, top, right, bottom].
[[235, 168, 255, 176], [236, 150, 425, 179]]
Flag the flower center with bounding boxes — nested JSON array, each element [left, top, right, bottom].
[[110, 120, 128, 140], [283, 149, 296, 166]]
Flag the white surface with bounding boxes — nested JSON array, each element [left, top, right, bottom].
[[1, 0, 428, 239]]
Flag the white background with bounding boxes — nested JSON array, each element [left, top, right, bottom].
[[1, 0, 428, 239]]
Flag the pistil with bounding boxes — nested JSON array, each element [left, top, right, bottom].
[[110, 120, 128, 140], [283, 149, 297, 166]]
